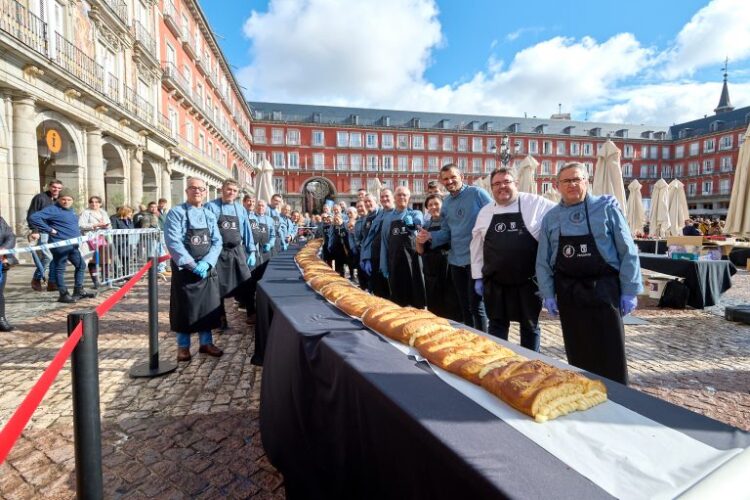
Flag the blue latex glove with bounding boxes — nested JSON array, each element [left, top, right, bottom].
[[474, 279, 483, 297], [262, 243, 271, 253], [620, 295, 638, 316], [282, 241, 289, 251], [543, 298, 559, 316], [362, 259, 372, 276], [192, 261, 210, 279], [247, 252, 256, 267], [403, 215, 414, 227]]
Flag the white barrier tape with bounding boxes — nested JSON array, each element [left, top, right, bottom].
[[0, 229, 162, 256]]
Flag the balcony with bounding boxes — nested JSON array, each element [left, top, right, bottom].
[[195, 54, 207, 75], [181, 27, 198, 60], [53, 32, 104, 93], [104, 73, 119, 103], [132, 20, 158, 67], [161, 61, 191, 98], [123, 85, 153, 123], [89, 0, 129, 34], [158, 113, 174, 139], [0, 0, 48, 56], [163, 0, 181, 39]]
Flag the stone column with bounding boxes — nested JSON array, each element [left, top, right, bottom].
[[11, 95, 38, 231], [86, 128, 106, 202], [161, 161, 172, 206], [130, 146, 143, 205]]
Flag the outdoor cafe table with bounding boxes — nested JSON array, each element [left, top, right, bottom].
[[638, 254, 736, 308], [254, 249, 750, 499]]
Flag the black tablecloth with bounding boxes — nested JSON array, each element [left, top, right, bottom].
[[639, 255, 736, 308], [256, 250, 750, 499], [635, 239, 668, 254]]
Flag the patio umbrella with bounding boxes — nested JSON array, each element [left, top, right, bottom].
[[366, 177, 383, 201], [725, 124, 750, 235], [592, 139, 627, 215], [516, 155, 538, 194], [626, 179, 646, 236], [542, 188, 561, 203], [667, 179, 690, 237], [473, 174, 491, 193], [255, 157, 275, 204], [649, 178, 671, 239]]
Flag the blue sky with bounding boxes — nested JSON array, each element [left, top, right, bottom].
[[202, 0, 750, 125]]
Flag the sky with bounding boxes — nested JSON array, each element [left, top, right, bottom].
[[202, 0, 750, 126]]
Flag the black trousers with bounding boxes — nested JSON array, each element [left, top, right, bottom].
[[450, 264, 487, 332], [247, 261, 270, 314]]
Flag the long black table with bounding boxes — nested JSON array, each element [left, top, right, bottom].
[[639, 255, 736, 308], [634, 239, 668, 254], [256, 250, 750, 499]]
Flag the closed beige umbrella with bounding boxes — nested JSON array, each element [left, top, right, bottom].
[[649, 178, 671, 238], [667, 179, 690, 237], [626, 179, 646, 236], [592, 139, 627, 215], [366, 177, 383, 201], [542, 188, 561, 203], [725, 124, 750, 235], [516, 154, 538, 194], [255, 157, 275, 204]]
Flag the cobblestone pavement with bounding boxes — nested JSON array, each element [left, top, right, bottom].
[[1, 263, 749, 498]]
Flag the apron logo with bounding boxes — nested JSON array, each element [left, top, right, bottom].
[[251, 223, 258, 230], [562, 244, 575, 258], [510, 221, 517, 230], [495, 222, 507, 232], [569, 211, 584, 224], [392, 228, 400, 235], [202, 235, 209, 243], [190, 235, 202, 245], [580, 243, 588, 253], [221, 221, 231, 229]]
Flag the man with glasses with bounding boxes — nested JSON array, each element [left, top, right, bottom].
[[536, 162, 641, 384], [470, 168, 555, 351], [27, 180, 63, 291], [360, 190, 394, 299]]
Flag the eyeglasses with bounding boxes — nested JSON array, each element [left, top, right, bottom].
[[187, 186, 206, 192], [491, 180, 515, 188], [559, 177, 585, 186]]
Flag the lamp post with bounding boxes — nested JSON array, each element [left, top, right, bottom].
[[491, 134, 512, 168]]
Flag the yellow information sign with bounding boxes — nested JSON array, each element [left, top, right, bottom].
[[45, 129, 62, 154]]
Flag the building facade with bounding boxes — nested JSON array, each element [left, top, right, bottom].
[[0, 0, 253, 232], [248, 91, 748, 217]]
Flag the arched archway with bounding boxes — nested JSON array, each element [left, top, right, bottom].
[[102, 141, 126, 212], [301, 177, 337, 215], [36, 119, 81, 201], [142, 159, 158, 206]]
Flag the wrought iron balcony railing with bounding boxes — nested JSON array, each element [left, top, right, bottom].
[[101, 0, 128, 25], [53, 32, 104, 93], [132, 20, 156, 60], [0, 0, 47, 55], [123, 85, 153, 123]]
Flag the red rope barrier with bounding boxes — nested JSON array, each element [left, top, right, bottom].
[[95, 261, 151, 316]]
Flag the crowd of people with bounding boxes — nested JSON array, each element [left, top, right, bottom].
[[682, 217, 726, 236]]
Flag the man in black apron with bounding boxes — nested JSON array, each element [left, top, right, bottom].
[[470, 168, 555, 351], [164, 177, 224, 362], [246, 198, 276, 325], [536, 162, 642, 384], [207, 179, 256, 329], [360, 190, 393, 299], [379, 186, 425, 308], [353, 200, 369, 290], [268, 194, 285, 256]]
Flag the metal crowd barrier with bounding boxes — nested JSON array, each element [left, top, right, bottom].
[[86, 229, 163, 286]]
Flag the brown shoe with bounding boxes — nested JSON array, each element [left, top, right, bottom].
[[31, 278, 43, 292], [198, 344, 223, 357], [177, 347, 191, 362], [47, 282, 58, 292]]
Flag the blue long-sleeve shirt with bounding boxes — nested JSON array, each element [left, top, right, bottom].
[[268, 206, 286, 242], [248, 212, 277, 250], [535, 193, 643, 299], [205, 199, 256, 256], [28, 203, 81, 242], [164, 203, 223, 269], [429, 185, 491, 266], [282, 216, 297, 241], [379, 208, 424, 275], [354, 217, 366, 249], [359, 208, 389, 262]]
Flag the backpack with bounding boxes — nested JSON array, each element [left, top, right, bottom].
[[658, 279, 689, 309]]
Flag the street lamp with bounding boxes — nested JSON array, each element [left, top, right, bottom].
[[490, 134, 512, 168]]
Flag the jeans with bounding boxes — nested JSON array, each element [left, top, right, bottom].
[[488, 319, 541, 351], [50, 245, 85, 294], [176, 331, 213, 348], [450, 264, 488, 332], [32, 233, 57, 283]]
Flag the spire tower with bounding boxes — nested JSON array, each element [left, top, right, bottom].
[[714, 57, 734, 114]]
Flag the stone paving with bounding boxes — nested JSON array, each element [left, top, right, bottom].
[[0, 261, 749, 498]]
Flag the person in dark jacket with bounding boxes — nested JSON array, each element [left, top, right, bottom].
[[27, 180, 63, 291], [0, 216, 17, 331], [682, 219, 702, 236], [28, 189, 96, 303]]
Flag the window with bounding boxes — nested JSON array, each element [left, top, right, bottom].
[[556, 161, 566, 176], [703, 180, 713, 195], [456, 137, 468, 152], [662, 146, 670, 160], [513, 139, 523, 154], [570, 142, 580, 156], [556, 141, 566, 156], [704, 138, 715, 153], [350, 132, 362, 148], [350, 178, 362, 193], [541, 182, 552, 194], [398, 179, 409, 188], [484, 158, 495, 172], [382, 179, 393, 189], [649, 145, 658, 159], [288, 152, 299, 169], [457, 157, 468, 172], [428, 135, 439, 151], [719, 135, 733, 150], [185, 121, 194, 144], [687, 183, 697, 196], [382, 156, 394, 171], [720, 156, 733, 172], [286, 129, 300, 145], [198, 132, 205, 153], [337, 131, 349, 147], [367, 155, 378, 171], [271, 128, 284, 145], [273, 177, 284, 194], [442, 157, 454, 168], [488, 138, 497, 154], [675, 145, 685, 159], [622, 163, 632, 177], [397, 134, 409, 149], [472, 158, 482, 173], [366, 133, 378, 148], [428, 156, 439, 171], [313, 153, 324, 170], [689, 142, 699, 156], [397, 156, 408, 171], [640, 145, 649, 159], [623, 145, 633, 158], [720, 178, 730, 194], [442, 136, 454, 151], [688, 161, 699, 176], [472, 137, 483, 153], [312, 130, 325, 146], [412, 135, 424, 150], [542, 141, 553, 155], [528, 140, 538, 154], [207, 140, 213, 157], [541, 161, 551, 175], [272, 151, 285, 168], [582, 143, 593, 156], [412, 157, 424, 171], [168, 107, 178, 137], [381, 134, 394, 149], [253, 128, 266, 144], [336, 154, 348, 170], [350, 154, 362, 171], [703, 159, 714, 174], [662, 165, 672, 178], [413, 179, 424, 194]]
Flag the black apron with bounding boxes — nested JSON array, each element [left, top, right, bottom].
[[482, 198, 542, 343], [421, 218, 461, 321], [249, 215, 270, 267], [386, 215, 426, 308], [369, 213, 390, 299], [330, 224, 350, 277], [270, 210, 282, 256], [215, 205, 252, 298], [170, 206, 221, 333], [553, 197, 628, 384]]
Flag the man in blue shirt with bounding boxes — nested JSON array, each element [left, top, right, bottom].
[[206, 179, 256, 329], [165, 177, 224, 362], [29, 188, 96, 303], [361, 189, 394, 298], [536, 162, 642, 384], [268, 194, 286, 255], [417, 164, 491, 330], [353, 199, 369, 290], [246, 198, 276, 327]]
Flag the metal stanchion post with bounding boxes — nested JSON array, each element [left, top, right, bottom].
[[67, 310, 103, 500], [130, 252, 177, 378]]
